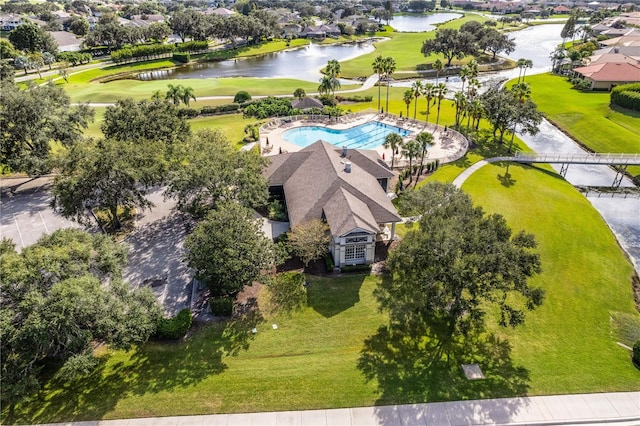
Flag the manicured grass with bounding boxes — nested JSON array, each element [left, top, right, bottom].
[[462, 162, 640, 394], [189, 113, 260, 148], [522, 73, 640, 179], [63, 77, 355, 103], [339, 14, 487, 79], [4, 275, 385, 424]]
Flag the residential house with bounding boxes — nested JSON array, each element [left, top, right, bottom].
[[0, 13, 23, 31], [49, 30, 83, 51], [264, 140, 400, 267], [572, 61, 640, 89], [553, 5, 572, 14]]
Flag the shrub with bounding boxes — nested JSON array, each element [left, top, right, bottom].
[[156, 308, 192, 340], [633, 340, 640, 368], [177, 107, 200, 118], [209, 297, 233, 316], [173, 52, 190, 63], [111, 43, 175, 63], [335, 95, 373, 103], [324, 252, 335, 272], [611, 83, 640, 112], [341, 264, 372, 273], [200, 103, 242, 115], [234, 91, 252, 103]]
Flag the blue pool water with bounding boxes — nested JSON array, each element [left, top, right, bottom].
[[282, 121, 411, 149]]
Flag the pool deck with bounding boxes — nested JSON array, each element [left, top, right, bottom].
[[259, 112, 468, 168]]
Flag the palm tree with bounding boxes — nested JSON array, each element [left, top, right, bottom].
[[459, 64, 471, 95], [372, 54, 385, 112], [325, 59, 341, 79], [318, 76, 333, 96], [383, 132, 403, 169], [468, 98, 484, 130], [166, 84, 183, 106], [415, 131, 434, 174], [423, 83, 436, 124], [151, 90, 163, 100], [508, 82, 532, 152], [401, 139, 421, 184], [452, 91, 467, 127], [433, 59, 444, 84], [383, 56, 396, 114], [520, 59, 533, 82], [434, 82, 447, 129], [181, 86, 196, 106], [411, 80, 423, 119], [403, 89, 413, 118]]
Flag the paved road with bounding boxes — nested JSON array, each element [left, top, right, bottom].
[[37, 391, 640, 426]]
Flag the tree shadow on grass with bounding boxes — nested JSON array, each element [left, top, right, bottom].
[[4, 310, 262, 425], [306, 275, 366, 318], [358, 322, 531, 423]]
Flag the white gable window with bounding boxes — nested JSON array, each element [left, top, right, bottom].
[[345, 244, 366, 261], [345, 236, 368, 244]]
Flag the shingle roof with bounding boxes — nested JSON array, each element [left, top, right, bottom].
[[574, 62, 640, 81], [290, 97, 324, 110], [323, 188, 379, 236], [265, 141, 400, 233]]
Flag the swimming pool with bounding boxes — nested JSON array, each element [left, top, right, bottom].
[[282, 121, 412, 149]]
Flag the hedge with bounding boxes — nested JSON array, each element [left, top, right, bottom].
[[210, 297, 233, 316], [633, 340, 640, 369], [111, 43, 175, 63], [611, 83, 640, 112], [173, 52, 190, 63], [175, 41, 209, 53], [340, 264, 372, 273], [155, 308, 192, 340]]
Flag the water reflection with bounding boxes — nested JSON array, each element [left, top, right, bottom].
[[139, 41, 376, 82], [389, 13, 462, 32]]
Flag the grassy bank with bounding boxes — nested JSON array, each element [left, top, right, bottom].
[[523, 73, 640, 180]]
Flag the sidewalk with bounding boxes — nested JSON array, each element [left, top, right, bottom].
[[39, 392, 640, 426]]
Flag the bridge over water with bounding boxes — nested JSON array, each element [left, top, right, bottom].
[[453, 153, 640, 188]]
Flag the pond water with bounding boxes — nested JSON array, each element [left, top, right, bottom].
[[139, 41, 376, 82], [137, 13, 461, 82], [388, 13, 462, 32]]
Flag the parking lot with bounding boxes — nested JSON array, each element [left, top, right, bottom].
[[1, 181, 194, 315], [0, 179, 82, 250]]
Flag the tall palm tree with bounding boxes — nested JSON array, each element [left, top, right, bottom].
[[181, 86, 196, 106], [372, 54, 385, 112], [423, 83, 436, 124], [459, 64, 471, 95], [402, 89, 413, 118], [434, 83, 448, 129], [452, 91, 467, 127], [411, 80, 423, 119], [383, 56, 396, 114], [383, 132, 403, 169], [520, 59, 533, 82], [415, 131, 434, 174], [165, 84, 183, 105], [433, 59, 444, 84], [325, 59, 341, 79], [318, 76, 333, 96], [401, 139, 421, 184], [508, 82, 532, 152], [468, 98, 484, 130]]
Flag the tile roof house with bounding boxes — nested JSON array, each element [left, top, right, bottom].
[[572, 62, 640, 90], [264, 140, 400, 267]]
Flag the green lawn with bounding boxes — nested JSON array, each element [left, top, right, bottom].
[[63, 77, 352, 103], [339, 14, 487, 79], [462, 162, 640, 394], [523, 73, 640, 179]]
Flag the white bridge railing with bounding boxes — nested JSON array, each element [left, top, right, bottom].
[[513, 152, 640, 166]]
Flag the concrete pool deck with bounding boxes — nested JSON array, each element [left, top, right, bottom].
[[259, 112, 468, 168]]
